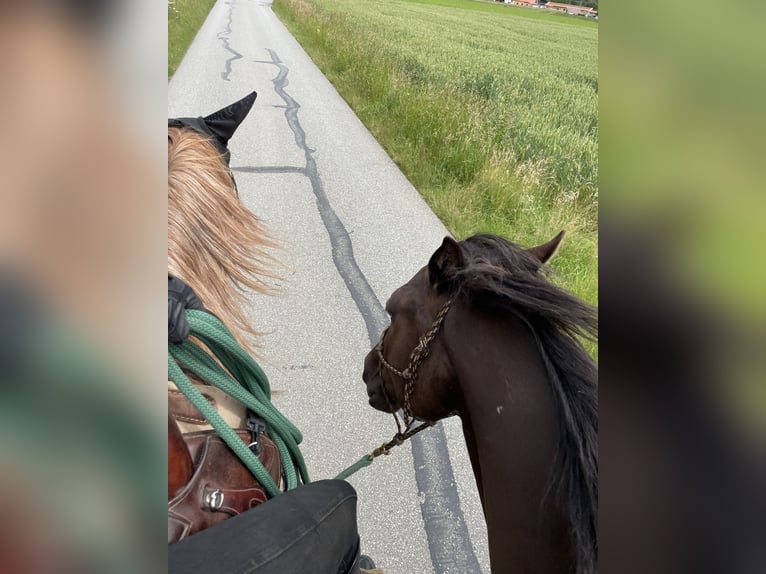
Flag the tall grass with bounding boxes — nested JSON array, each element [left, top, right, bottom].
[[168, 0, 217, 78], [274, 0, 598, 310]]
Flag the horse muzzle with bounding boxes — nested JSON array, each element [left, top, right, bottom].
[[362, 348, 399, 413]]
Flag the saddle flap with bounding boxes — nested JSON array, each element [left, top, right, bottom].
[[168, 429, 282, 544]]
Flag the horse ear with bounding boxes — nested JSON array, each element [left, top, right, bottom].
[[202, 91, 258, 151], [525, 230, 565, 264], [428, 237, 464, 291]]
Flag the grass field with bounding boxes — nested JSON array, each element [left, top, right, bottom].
[[273, 0, 598, 311], [168, 0, 217, 78]]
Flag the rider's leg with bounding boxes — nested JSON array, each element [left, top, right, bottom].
[[169, 479, 361, 574]]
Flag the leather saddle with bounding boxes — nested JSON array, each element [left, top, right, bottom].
[[168, 384, 282, 544]]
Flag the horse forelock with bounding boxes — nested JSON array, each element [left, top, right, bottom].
[[456, 234, 598, 574], [168, 127, 281, 354]]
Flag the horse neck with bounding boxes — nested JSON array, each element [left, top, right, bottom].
[[443, 305, 574, 573]]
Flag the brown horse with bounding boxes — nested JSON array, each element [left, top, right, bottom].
[[363, 233, 597, 574]]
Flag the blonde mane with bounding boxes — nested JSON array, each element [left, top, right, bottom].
[[168, 126, 279, 353]]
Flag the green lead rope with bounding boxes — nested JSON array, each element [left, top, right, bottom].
[[168, 310, 310, 495], [334, 455, 374, 481]]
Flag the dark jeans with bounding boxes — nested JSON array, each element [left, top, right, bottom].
[[169, 480, 361, 574]]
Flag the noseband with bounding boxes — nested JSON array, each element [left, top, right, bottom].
[[375, 298, 453, 428]]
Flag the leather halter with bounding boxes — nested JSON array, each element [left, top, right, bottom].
[[375, 298, 453, 429]]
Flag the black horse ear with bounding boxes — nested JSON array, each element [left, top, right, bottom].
[[428, 237, 464, 291], [202, 91, 257, 151], [525, 230, 565, 264]]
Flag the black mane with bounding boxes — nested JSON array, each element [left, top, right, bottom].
[[456, 234, 598, 574]]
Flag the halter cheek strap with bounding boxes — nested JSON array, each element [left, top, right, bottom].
[[375, 297, 453, 429]]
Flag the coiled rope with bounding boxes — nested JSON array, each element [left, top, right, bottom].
[[168, 310, 309, 496]]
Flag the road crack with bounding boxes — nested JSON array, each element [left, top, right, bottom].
[[261, 47, 483, 574], [218, 1, 243, 81]]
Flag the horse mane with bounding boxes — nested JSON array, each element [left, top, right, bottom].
[[455, 234, 598, 574], [168, 126, 280, 353]]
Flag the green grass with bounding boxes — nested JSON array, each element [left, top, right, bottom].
[[274, 0, 598, 313], [168, 0, 217, 78]]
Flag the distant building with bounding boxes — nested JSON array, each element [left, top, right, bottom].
[[543, 2, 598, 17], [504, 0, 538, 6]]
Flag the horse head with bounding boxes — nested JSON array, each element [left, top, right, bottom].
[[362, 232, 565, 423]]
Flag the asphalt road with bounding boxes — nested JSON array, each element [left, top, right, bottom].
[[169, 1, 489, 572]]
